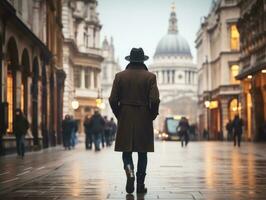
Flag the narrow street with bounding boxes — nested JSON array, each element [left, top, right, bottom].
[[1, 141, 266, 199]]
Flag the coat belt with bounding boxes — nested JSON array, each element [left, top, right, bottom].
[[120, 101, 148, 107]]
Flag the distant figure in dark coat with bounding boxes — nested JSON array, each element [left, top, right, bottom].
[[109, 48, 160, 194], [177, 117, 190, 147], [103, 116, 112, 147], [62, 115, 71, 150], [14, 109, 29, 158], [226, 120, 233, 141], [89, 110, 105, 151], [84, 115, 93, 150], [110, 117, 117, 142], [232, 114, 243, 147]]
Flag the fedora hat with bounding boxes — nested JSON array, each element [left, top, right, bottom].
[[125, 48, 149, 62]]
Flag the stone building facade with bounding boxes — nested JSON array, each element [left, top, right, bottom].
[[149, 4, 197, 131], [236, 0, 266, 141], [196, 0, 241, 140], [62, 0, 103, 134], [101, 37, 121, 120], [0, 0, 65, 154]]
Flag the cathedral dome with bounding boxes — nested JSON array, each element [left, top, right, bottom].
[[154, 33, 191, 57], [154, 4, 192, 58]]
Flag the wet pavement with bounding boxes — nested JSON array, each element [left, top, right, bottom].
[[0, 141, 266, 199]]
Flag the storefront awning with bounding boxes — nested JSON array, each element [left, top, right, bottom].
[[236, 63, 266, 80]]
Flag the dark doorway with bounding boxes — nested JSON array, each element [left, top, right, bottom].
[[253, 87, 265, 141]]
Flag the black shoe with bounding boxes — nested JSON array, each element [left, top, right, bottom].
[[125, 164, 135, 194], [137, 184, 147, 194], [136, 172, 147, 194]]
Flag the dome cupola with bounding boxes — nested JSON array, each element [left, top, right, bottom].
[[154, 3, 192, 58]]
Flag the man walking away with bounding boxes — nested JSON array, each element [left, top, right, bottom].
[[226, 120, 233, 141], [232, 114, 243, 147], [14, 109, 29, 158], [109, 48, 160, 194], [89, 110, 105, 151], [84, 115, 93, 150], [178, 117, 190, 147]]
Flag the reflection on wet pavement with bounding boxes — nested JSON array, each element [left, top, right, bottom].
[[0, 141, 266, 199]]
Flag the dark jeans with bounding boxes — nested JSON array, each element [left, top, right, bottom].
[[122, 152, 147, 175], [16, 135, 25, 157], [234, 133, 242, 147], [93, 132, 102, 151], [85, 132, 93, 149], [180, 131, 189, 147], [101, 132, 105, 147], [104, 130, 111, 146]]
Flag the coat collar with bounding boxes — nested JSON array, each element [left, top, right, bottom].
[[126, 63, 148, 71]]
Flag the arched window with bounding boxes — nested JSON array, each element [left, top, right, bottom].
[[229, 98, 241, 120], [230, 25, 240, 51]]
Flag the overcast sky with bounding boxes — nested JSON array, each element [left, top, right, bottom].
[[98, 0, 213, 68]]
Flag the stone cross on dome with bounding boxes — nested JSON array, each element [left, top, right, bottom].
[[168, 2, 178, 34]]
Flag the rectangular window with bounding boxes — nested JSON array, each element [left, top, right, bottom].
[[7, 72, 13, 133], [74, 67, 81, 88], [230, 64, 240, 84], [84, 68, 91, 88], [230, 24, 240, 51]]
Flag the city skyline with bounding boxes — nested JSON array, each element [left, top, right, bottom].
[[98, 0, 213, 67]]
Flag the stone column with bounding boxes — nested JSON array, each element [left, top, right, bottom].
[[158, 71, 162, 84], [164, 71, 167, 84], [77, 22, 85, 51], [16, 70, 22, 108], [32, 0, 41, 37]]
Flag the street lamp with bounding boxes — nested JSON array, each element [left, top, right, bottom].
[[71, 99, 79, 110], [96, 89, 105, 110], [204, 100, 210, 108]]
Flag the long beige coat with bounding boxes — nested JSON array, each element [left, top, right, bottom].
[[109, 63, 160, 152]]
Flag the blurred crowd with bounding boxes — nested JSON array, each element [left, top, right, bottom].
[[62, 115, 78, 150], [62, 110, 117, 151]]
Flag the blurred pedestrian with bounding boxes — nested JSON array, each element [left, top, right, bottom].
[[62, 115, 71, 150], [89, 110, 105, 151], [70, 116, 78, 149], [232, 114, 243, 147], [14, 109, 29, 158], [109, 48, 160, 194], [177, 116, 190, 147], [104, 116, 112, 147], [226, 120, 233, 141], [110, 117, 117, 143], [84, 115, 93, 150]]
